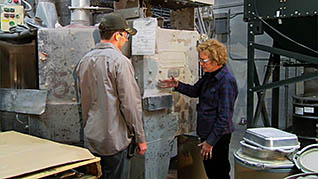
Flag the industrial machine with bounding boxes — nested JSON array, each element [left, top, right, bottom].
[[0, 0, 214, 178], [0, 0, 24, 32], [244, 0, 318, 146]]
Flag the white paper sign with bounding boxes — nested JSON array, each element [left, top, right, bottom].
[[132, 18, 157, 55]]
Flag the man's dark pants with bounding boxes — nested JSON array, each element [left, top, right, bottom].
[[93, 148, 130, 179]]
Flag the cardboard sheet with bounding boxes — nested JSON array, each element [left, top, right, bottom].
[[0, 131, 95, 178]]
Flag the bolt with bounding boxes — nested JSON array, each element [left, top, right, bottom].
[[239, 117, 247, 125]]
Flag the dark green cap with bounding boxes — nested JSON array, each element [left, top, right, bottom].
[[99, 13, 137, 35]]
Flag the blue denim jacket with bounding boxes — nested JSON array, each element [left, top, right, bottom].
[[175, 65, 238, 146]]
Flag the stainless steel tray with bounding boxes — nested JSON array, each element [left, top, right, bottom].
[[243, 127, 300, 151], [240, 140, 287, 160]]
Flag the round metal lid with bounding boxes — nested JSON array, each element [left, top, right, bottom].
[[284, 172, 318, 179], [294, 144, 318, 173], [234, 149, 294, 169]]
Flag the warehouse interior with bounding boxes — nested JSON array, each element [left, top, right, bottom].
[[1, 0, 318, 178]]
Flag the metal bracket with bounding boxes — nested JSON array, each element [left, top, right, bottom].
[[0, 88, 47, 115], [143, 94, 173, 111]]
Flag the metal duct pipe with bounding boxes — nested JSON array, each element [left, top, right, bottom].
[[70, 0, 92, 25], [54, 0, 71, 26], [71, 0, 89, 7]]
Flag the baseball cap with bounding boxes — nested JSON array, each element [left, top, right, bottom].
[[99, 13, 137, 35]]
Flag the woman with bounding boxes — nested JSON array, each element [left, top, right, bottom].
[[159, 39, 238, 179]]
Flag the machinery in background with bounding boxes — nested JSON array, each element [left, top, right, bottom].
[[0, 5, 24, 31], [0, 0, 214, 178], [0, 0, 24, 32], [2, 0, 22, 5], [244, 0, 318, 146]]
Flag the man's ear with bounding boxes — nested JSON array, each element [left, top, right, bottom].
[[115, 34, 120, 41]]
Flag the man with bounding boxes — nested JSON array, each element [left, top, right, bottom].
[[76, 13, 147, 179], [160, 39, 238, 179]]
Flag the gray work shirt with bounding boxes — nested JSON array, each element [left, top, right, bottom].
[[76, 42, 146, 156]]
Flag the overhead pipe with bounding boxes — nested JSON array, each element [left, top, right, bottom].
[[70, 0, 92, 25]]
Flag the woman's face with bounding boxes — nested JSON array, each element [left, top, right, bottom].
[[199, 51, 220, 73]]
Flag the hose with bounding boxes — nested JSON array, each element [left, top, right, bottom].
[[0, 24, 36, 42], [22, 0, 33, 12]]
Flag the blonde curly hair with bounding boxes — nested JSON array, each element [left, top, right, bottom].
[[197, 39, 228, 65]]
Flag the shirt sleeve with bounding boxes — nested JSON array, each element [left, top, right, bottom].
[[206, 77, 237, 146], [115, 58, 146, 143], [76, 60, 91, 127], [175, 77, 205, 97]]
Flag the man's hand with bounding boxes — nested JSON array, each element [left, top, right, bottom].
[[198, 141, 213, 160], [137, 141, 147, 155], [158, 76, 179, 88]]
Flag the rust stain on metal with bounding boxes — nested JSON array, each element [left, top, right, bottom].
[[184, 102, 189, 109], [39, 51, 48, 62], [175, 104, 181, 113], [176, 39, 192, 46], [39, 51, 48, 57]]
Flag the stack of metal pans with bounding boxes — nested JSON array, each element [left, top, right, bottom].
[[234, 127, 300, 179], [241, 127, 300, 160]]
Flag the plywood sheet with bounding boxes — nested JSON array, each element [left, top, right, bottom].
[[0, 131, 95, 178]]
